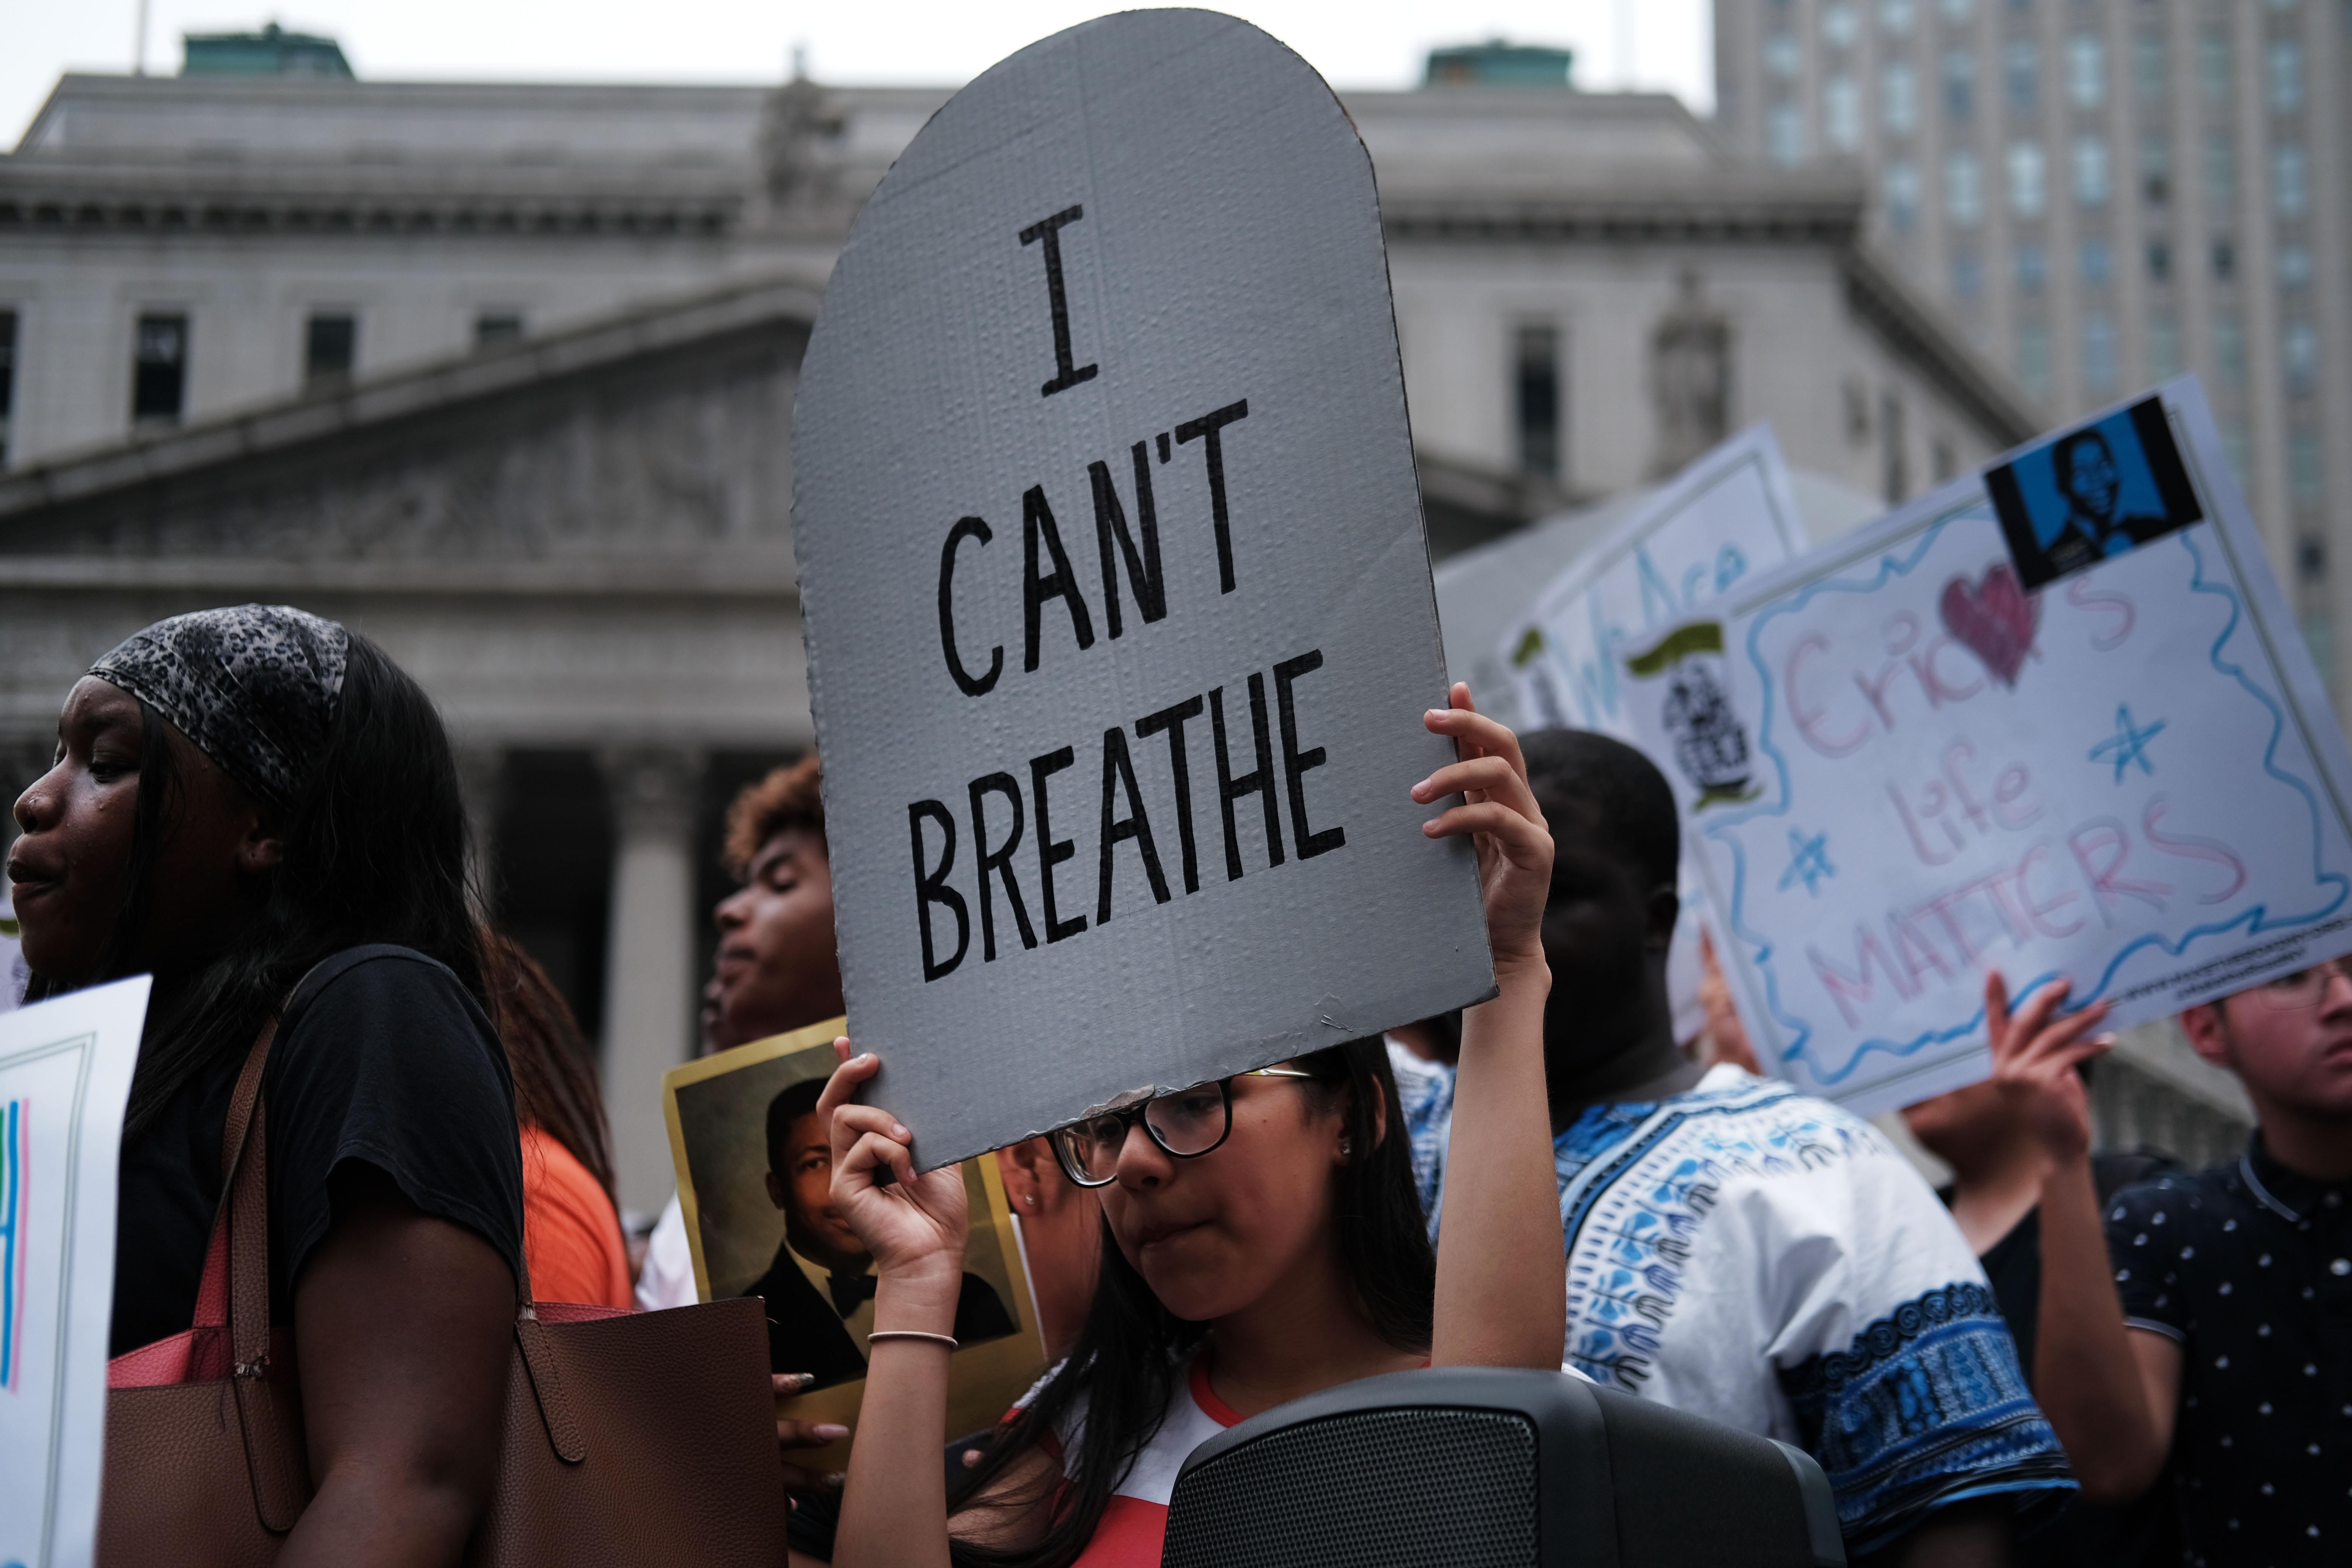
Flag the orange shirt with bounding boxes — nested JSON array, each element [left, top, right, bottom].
[[519, 1124, 632, 1310]]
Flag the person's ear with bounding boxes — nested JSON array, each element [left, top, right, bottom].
[[2178, 1003, 2233, 1072], [1364, 1079, 1389, 1158], [1644, 884, 1680, 951], [764, 1169, 787, 1211], [234, 808, 285, 878], [995, 1142, 1038, 1213]]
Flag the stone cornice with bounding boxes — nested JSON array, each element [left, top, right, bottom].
[[1377, 171, 1865, 244], [0, 554, 800, 597], [0, 271, 824, 522]]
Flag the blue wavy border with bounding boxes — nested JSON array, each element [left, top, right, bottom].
[[1706, 516, 2350, 1087]]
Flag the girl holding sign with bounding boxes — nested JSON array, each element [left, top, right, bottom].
[[800, 688, 1564, 1568]]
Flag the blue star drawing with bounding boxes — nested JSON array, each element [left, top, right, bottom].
[[1778, 828, 1836, 896], [2088, 704, 2166, 782]]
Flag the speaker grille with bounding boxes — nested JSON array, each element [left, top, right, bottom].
[[1161, 1406, 1540, 1568]]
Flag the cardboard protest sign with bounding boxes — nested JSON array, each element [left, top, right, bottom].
[[662, 1018, 1045, 1474], [1502, 426, 1807, 737], [792, 10, 1491, 1164], [1621, 380, 2352, 1115], [1, 975, 148, 1568]]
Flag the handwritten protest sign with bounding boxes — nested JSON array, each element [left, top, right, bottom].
[[1, 976, 148, 1568], [1498, 428, 1805, 1040], [792, 10, 1490, 1164], [1621, 380, 2352, 1114], [1501, 426, 1806, 736]]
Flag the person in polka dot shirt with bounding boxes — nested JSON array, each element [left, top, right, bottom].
[[2029, 958, 2352, 1565]]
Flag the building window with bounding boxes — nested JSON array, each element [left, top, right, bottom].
[[474, 312, 525, 349], [1943, 50, 1975, 121], [1951, 249, 1983, 299], [2005, 40, 2038, 111], [2015, 242, 2048, 292], [2008, 141, 2047, 216], [2204, 132, 2235, 207], [2073, 137, 2110, 206], [0, 308, 14, 469], [2212, 236, 2236, 281], [1880, 391, 1909, 503], [1824, 76, 1862, 150], [1932, 437, 1957, 483], [2140, 135, 2170, 204], [304, 313, 356, 389], [2291, 429, 2324, 510], [2150, 314, 2182, 379], [2284, 320, 2318, 394], [2216, 312, 2245, 385], [1766, 31, 1802, 78], [1882, 61, 1919, 132], [1844, 378, 1871, 444], [2199, 29, 2230, 103], [2067, 34, 2105, 108], [1940, 0, 1973, 21], [1514, 324, 1561, 480], [2267, 40, 2303, 110], [2273, 144, 2308, 216], [2080, 238, 2112, 286], [1946, 150, 1984, 223], [2279, 243, 2312, 289], [2222, 423, 2251, 492], [132, 312, 188, 425], [1822, 3, 1859, 50], [1767, 100, 1804, 164], [2147, 237, 2173, 281], [1881, 0, 1916, 35], [1885, 161, 1922, 230], [2134, 31, 2166, 103], [2082, 312, 2119, 392], [2017, 320, 2051, 397]]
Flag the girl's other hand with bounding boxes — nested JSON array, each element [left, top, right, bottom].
[[819, 1040, 971, 1291], [1415, 684, 1553, 982]]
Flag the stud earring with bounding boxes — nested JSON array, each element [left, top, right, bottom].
[[1338, 1138, 1353, 1158], [1025, 1193, 1038, 1207]]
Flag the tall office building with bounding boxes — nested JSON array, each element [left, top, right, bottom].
[[1715, 0, 2352, 692]]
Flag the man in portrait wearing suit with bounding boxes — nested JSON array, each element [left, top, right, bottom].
[[2035, 427, 2176, 580], [743, 1076, 1017, 1386]]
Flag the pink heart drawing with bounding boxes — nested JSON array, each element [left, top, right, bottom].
[[1940, 564, 2041, 689]]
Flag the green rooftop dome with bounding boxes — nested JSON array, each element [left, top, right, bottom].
[[182, 23, 354, 79], [1424, 40, 1574, 90]]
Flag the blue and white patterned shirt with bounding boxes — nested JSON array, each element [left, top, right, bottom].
[[1544, 1065, 2073, 1555], [1384, 1038, 1453, 1246]]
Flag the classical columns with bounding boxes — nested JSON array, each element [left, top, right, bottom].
[[597, 747, 706, 1220]]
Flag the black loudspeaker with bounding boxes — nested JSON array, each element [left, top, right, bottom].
[[1161, 1367, 1845, 1568]]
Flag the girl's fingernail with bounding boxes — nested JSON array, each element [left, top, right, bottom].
[[855, 1052, 877, 1065], [891, 1122, 911, 1139], [815, 1424, 851, 1441], [781, 1372, 815, 1392], [824, 1472, 847, 1488]]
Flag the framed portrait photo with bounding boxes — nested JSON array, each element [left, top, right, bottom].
[[662, 1017, 1047, 1469]]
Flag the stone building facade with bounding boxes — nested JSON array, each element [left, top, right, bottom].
[[2, 63, 2058, 1214]]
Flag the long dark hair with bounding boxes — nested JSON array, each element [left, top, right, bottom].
[[945, 1037, 1433, 1568], [84, 634, 487, 1139], [482, 928, 618, 1200]]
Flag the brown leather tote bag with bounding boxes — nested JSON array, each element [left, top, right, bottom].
[[99, 1008, 790, 1565]]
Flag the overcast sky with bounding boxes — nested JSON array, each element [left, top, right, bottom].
[[6, 1, 1712, 147]]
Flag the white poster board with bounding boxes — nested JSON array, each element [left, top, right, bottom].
[[1621, 380, 2352, 1114], [792, 9, 1490, 1165], [1503, 428, 1806, 1040], [1502, 426, 1806, 737], [0, 976, 149, 1568]]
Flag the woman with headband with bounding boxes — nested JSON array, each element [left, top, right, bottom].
[[8, 606, 523, 1560]]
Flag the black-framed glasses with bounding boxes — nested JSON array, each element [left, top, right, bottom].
[[1049, 1067, 1319, 1188]]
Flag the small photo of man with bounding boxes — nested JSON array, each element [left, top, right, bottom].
[[742, 1075, 1017, 1388], [1986, 397, 2205, 590]]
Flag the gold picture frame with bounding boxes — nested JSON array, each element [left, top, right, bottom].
[[662, 1017, 1046, 1471]]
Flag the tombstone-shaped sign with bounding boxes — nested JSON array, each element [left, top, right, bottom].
[[793, 9, 1492, 1165]]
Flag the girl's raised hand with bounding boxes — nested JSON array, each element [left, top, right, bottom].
[[1414, 683, 1553, 982], [1985, 972, 2113, 1164], [818, 1039, 971, 1291]]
